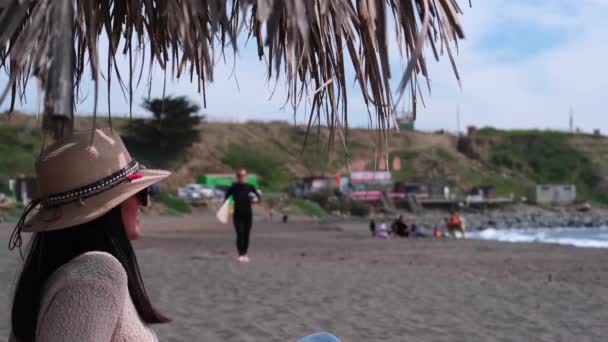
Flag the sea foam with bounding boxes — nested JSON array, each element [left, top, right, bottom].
[[468, 227, 608, 248]]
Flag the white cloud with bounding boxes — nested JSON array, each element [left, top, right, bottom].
[[410, 0, 608, 133]]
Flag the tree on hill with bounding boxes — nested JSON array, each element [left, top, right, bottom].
[[123, 96, 203, 168]]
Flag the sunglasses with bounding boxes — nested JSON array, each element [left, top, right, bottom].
[[136, 187, 150, 207]]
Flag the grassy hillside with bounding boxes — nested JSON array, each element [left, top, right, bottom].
[[1, 113, 607, 204], [0, 114, 126, 193], [477, 129, 608, 203], [0, 125, 42, 192]]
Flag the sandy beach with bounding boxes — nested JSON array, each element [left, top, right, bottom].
[[2, 213, 608, 342]]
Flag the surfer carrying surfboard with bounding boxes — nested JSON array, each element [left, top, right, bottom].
[[225, 169, 262, 263]]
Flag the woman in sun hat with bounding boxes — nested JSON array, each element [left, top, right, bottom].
[[9, 129, 171, 342]]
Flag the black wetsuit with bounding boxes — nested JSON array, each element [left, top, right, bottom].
[[391, 220, 409, 237], [225, 183, 261, 256]]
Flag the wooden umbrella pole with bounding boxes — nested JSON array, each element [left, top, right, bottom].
[[42, 0, 75, 140]]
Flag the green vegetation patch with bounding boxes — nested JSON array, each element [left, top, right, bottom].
[[285, 198, 328, 217], [158, 192, 192, 215], [222, 143, 291, 192], [0, 125, 42, 193], [488, 130, 607, 204], [389, 146, 458, 183]]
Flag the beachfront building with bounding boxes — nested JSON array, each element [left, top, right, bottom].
[[349, 171, 393, 190], [393, 182, 429, 200], [8, 176, 37, 206], [466, 185, 497, 203], [291, 176, 347, 197], [536, 184, 577, 205], [347, 171, 394, 202]]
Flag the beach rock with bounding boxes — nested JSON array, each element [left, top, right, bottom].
[[399, 205, 608, 231]]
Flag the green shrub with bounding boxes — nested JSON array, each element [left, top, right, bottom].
[[348, 200, 370, 217], [305, 190, 334, 209], [287, 198, 327, 217], [305, 191, 370, 217], [0, 126, 41, 193], [158, 192, 192, 214]]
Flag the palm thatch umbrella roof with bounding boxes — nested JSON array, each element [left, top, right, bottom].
[[0, 0, 468, 139]]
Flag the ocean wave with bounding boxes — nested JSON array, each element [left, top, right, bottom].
[[468, 227, 608, 248]]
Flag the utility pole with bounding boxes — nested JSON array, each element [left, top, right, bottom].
[[456, 104, 461, 135], [569, 106, 574, 133]]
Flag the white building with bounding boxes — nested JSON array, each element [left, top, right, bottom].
[[536, 184, 576, 205]]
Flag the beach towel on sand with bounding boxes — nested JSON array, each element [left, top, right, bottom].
[[216, 196, 234, 224]]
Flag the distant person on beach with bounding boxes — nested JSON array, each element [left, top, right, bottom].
[[9, 130, 169, 341], [409, 219, 426, 238], [149, 182, 161, 199], [391, 215, 409, 237], [375, 223, 390, 239], [369, 219, 376, 236], [446, 211, 465, 238], [265, 198, 277, 221], [225, 168, 261, 263]]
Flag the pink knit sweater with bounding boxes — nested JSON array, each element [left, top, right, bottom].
[[11, 252, 157, 341]]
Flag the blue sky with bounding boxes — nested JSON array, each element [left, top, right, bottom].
[[2, 0, 607, 133]]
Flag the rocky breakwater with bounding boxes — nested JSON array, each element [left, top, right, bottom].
[[411, 204, 608, 231]]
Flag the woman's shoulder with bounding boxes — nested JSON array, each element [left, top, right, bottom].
[[47, 252, 127, 291], [35, 253, 132, 340]]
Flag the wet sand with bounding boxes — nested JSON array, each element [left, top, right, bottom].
[[2, 214, 608, 341]]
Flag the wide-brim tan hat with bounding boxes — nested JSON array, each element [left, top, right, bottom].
[[21, 129, 170, 232]]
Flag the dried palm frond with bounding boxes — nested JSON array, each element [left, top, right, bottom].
[[0, 0, 468, 139]]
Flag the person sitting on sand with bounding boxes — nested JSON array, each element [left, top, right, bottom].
[[409, 220, 426, 238], [376, 223, 390, 239], [9, 130, 170, 341], [391, 215, 409, 237], [433, 226, 443, 238], [446, 211, 466, 238]]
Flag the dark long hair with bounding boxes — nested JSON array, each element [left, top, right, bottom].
[[11, 206, 169, 341]]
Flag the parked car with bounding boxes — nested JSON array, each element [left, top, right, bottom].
[[215, 185, 230, 194], [176, 184, 216, 202], [213, 188, 226, 198]]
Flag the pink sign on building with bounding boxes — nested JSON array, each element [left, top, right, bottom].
[[350, 171, 392, 184]]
